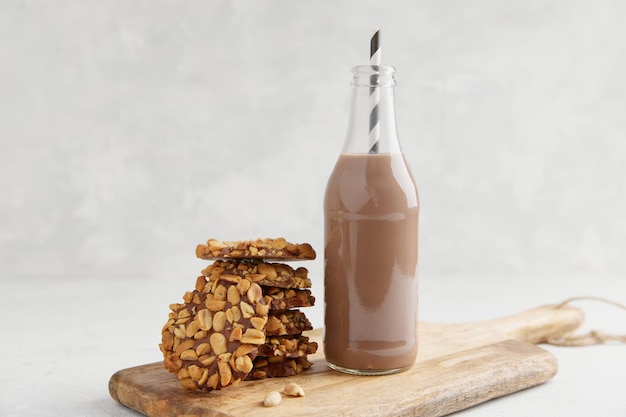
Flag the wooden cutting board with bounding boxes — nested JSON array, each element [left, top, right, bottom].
[[109, 304, 584, 417]]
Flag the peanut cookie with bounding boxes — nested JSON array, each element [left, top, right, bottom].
[[196, 238, 316, 261], [265, 310, 313, 336], [159, 275, 269, 391], [257, 335, 318, 358], [263, 287, 315, 310], [201, 260, 312, 289], [247, 357, 313, 380]]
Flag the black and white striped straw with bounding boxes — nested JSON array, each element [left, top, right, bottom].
[[369, 29, 381, 154]]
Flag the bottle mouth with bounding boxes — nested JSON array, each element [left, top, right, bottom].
[[351, 65, 396, 87]]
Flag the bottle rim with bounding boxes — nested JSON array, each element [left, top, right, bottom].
[[351, 65, 396, 87], [351, 65, 396, 74]]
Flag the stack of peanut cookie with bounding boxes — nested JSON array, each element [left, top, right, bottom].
[[160, 238, 317, 392]]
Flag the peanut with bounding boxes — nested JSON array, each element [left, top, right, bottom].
[[247, 283, 263, 304], [196, 309, 212, 331], [227, 285, 241, 305], [283, 382, 305, 397], [212, 311, 226, 332], [235, 355, 253, 373], [263, 391, 282, 407], [240, 301, 255, 319], [210, 332, 227, 355]]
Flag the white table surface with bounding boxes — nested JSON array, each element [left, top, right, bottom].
[[1, 272, 624, 416]]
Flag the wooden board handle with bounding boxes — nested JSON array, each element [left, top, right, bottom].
[[480, 304, 585, 344]]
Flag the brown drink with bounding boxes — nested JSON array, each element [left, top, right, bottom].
[[324, 65, 419, 375], [324, 152, 419, 374]]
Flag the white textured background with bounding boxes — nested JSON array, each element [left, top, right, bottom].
[[2, 1, 626, 317], [1, 2, 626, 416]]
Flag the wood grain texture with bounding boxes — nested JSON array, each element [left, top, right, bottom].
[[109, 305, 584, 417]]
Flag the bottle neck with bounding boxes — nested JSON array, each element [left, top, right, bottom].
[[343, 65, 401, 154]]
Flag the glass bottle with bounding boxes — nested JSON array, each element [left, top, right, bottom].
[[324, 65, 419, 375]]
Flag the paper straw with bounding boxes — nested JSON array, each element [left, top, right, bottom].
[[369, 29, 381, 154]]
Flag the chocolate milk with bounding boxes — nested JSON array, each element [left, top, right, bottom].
[[324, 152, 419, 374]]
